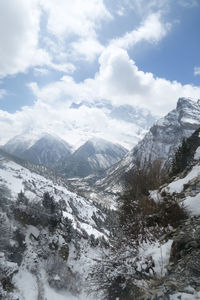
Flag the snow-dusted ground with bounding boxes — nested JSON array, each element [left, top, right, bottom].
[[0, 153, 109, 299], [13, 268, 95, 300], [0, 154, 108, 238]]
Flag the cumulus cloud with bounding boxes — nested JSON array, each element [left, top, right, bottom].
[[29, 46, 200, 117], [71, 39, 105, 62], [0, 0, 83, 77], [40, 0, 111, 39], [39, 0, 111, 61], [0, 0, 172, 75], [0, 0, 50, 77], [94, 47, 200, 115]]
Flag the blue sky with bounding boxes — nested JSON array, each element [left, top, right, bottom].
[[0, 0, 200, 146]]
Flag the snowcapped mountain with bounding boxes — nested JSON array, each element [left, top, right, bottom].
[[22, 133, 72, 166], [96, 97, 200, 192], [0, 149, 113, 299], [2, 132, 72, 168], [59, 137, 128, 178]]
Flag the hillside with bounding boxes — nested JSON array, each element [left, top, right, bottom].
[[0, 150, 114, 299]]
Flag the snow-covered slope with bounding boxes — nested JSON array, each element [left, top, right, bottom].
[[2, 132, 72, 168], [60, 137, 128, 178], [97, 98, 200, 192], [0, 151, 113, 299]]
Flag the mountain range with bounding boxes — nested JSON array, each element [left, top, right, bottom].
[[2, 133, 128, 178]]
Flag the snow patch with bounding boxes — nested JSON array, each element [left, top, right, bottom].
[[13, 269, 38, 300], [164, 164, 200, 194]]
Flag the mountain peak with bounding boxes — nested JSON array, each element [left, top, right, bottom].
[[176, 97, 200, 110]]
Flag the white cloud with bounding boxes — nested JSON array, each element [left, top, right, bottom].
[[0, 0, 82, 77], [93, 47, 200, 115], [0, 0, 172, 75], [38, 0, 112, 62], [71, 39, 105, 62], [40, 0, 112, 39], [0, 0, 50, 77], [110, 13, 171, 49], [29, 46, 200, 117], [194, 66, 200, 76]]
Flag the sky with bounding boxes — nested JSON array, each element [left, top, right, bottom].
[[0, 0, 200, 148]]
